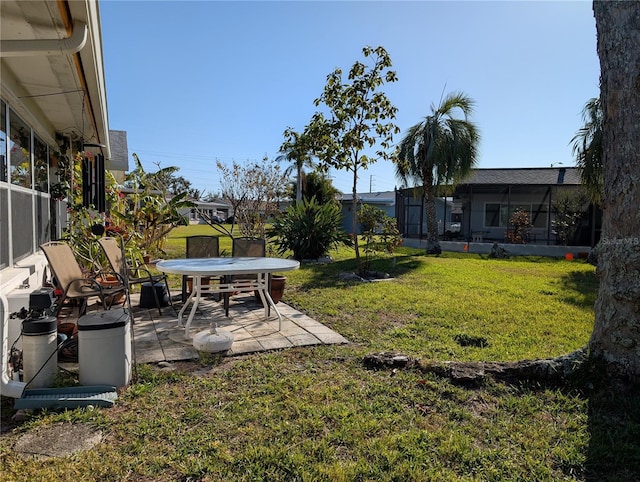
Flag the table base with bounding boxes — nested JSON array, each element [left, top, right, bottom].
[[177, 272, 282, 338]]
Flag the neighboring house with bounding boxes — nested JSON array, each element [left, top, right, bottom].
[[396, 167, 601, 246], [339, 191, 396, 234], [182, 199, 233, 224], [1, 0, 117, 393]]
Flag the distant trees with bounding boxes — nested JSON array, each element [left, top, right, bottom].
[[277, 129, 315, 203], [394, 92, 480, 254], [216, 157, 288, 238], [302, 171, 341, 206], [145, 161, 202, 199]]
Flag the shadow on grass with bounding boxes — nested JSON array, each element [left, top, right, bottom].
[[296, 253, 426, 289], [586, 383, 640, 480], [559, 269, 599, 310], [505, 375, 640, 480]]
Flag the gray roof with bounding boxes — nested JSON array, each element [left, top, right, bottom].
[[340, 191, 395, 205], [458, 167, 581, 186]]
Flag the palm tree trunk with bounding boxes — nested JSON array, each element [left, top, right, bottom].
[[589, 1, 640, 381], [424, 179, 442, 255]]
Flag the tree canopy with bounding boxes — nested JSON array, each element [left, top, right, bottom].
[[571, 97, 603, 205]]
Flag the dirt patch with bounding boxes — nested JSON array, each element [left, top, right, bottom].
[[150, 356, 247, 377], [13, 422, 102, 459]]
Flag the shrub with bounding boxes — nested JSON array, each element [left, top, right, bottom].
[[267, 197, 352, 260], [507, 207, 531, 244], [358, 203, 402, 254]]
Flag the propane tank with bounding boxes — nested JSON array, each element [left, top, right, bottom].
[[22, 316, 58, 388]]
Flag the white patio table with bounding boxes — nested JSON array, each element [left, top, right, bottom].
[[156, 257, 300, 337]]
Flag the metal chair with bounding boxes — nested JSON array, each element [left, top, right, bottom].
[[182, 235, 220, 302], [224, 237, 266, 316], [97, 236, 175, 315], [40, 241, 127, 317]]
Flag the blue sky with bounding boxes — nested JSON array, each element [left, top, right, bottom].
[[101, 0, 599, 196]]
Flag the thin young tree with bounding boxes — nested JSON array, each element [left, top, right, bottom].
[[394, 92, 480, 254], [305, 45, 399, 275]]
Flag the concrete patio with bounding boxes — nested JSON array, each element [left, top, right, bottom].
[[109, 291, 349, 364]]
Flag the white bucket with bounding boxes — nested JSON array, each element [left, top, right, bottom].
[[77, 310, 131, 387], [22, 316, 58, 389]]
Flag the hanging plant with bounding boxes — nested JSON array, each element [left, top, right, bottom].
[[49, 151, 72, 200]]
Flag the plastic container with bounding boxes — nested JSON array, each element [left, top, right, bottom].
[[139, 282, 169, 308], [22, 316, 58, 388], [77, 310, 132, 387]]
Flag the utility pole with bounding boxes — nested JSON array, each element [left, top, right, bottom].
[[369, 175, 374, 193]]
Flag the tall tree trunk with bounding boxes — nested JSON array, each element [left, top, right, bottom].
[[590, 1, 640, 381], [424, 174, 441, 255]]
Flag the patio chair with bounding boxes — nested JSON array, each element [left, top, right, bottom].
[[223, 237, 267, 316], [97, 236, 175, 315], [40, 241, 127, 317], [181, 235, 220, 302]]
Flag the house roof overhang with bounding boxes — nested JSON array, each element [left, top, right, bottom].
[[453, 167, 582, 196], [0, 0, 110, 159], [340, 191, 396, 206]]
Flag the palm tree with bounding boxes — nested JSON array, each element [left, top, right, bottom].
[[277, 128, 314, 203], [571, 97, 603, 205], [394, 92, 480, 254]]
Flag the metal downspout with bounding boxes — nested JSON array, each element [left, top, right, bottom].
[[0, 22, 88, 58]]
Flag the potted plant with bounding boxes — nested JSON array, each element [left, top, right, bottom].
[[269, 275, 287, 304], [255, 274, 287, 305]]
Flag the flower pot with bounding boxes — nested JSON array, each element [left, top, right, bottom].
[[98, 275, 125, 304], [187, 277, 211, 293], [57, 321, 78, 338], [255, 275, 286, 305]]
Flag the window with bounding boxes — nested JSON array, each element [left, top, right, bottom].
[[9, 109, 32, 188], [484, 203, 511, 227], [484, 203, 547, 228], [34, 135, 49, 193], [1, 98, 56, 264], [1, 100, 6, 183]]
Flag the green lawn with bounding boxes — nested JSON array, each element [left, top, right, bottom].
[[2, 227, 639, 481]]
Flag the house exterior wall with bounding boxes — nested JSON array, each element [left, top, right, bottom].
[[339, 191, 396, 235], [0, 100, 55, 288], [462, 191, 554, 243], [340, 201, 395, 234], [1, 1, 109, 366]]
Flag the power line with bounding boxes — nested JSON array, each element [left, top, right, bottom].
[[126, 146, 398, 195]]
